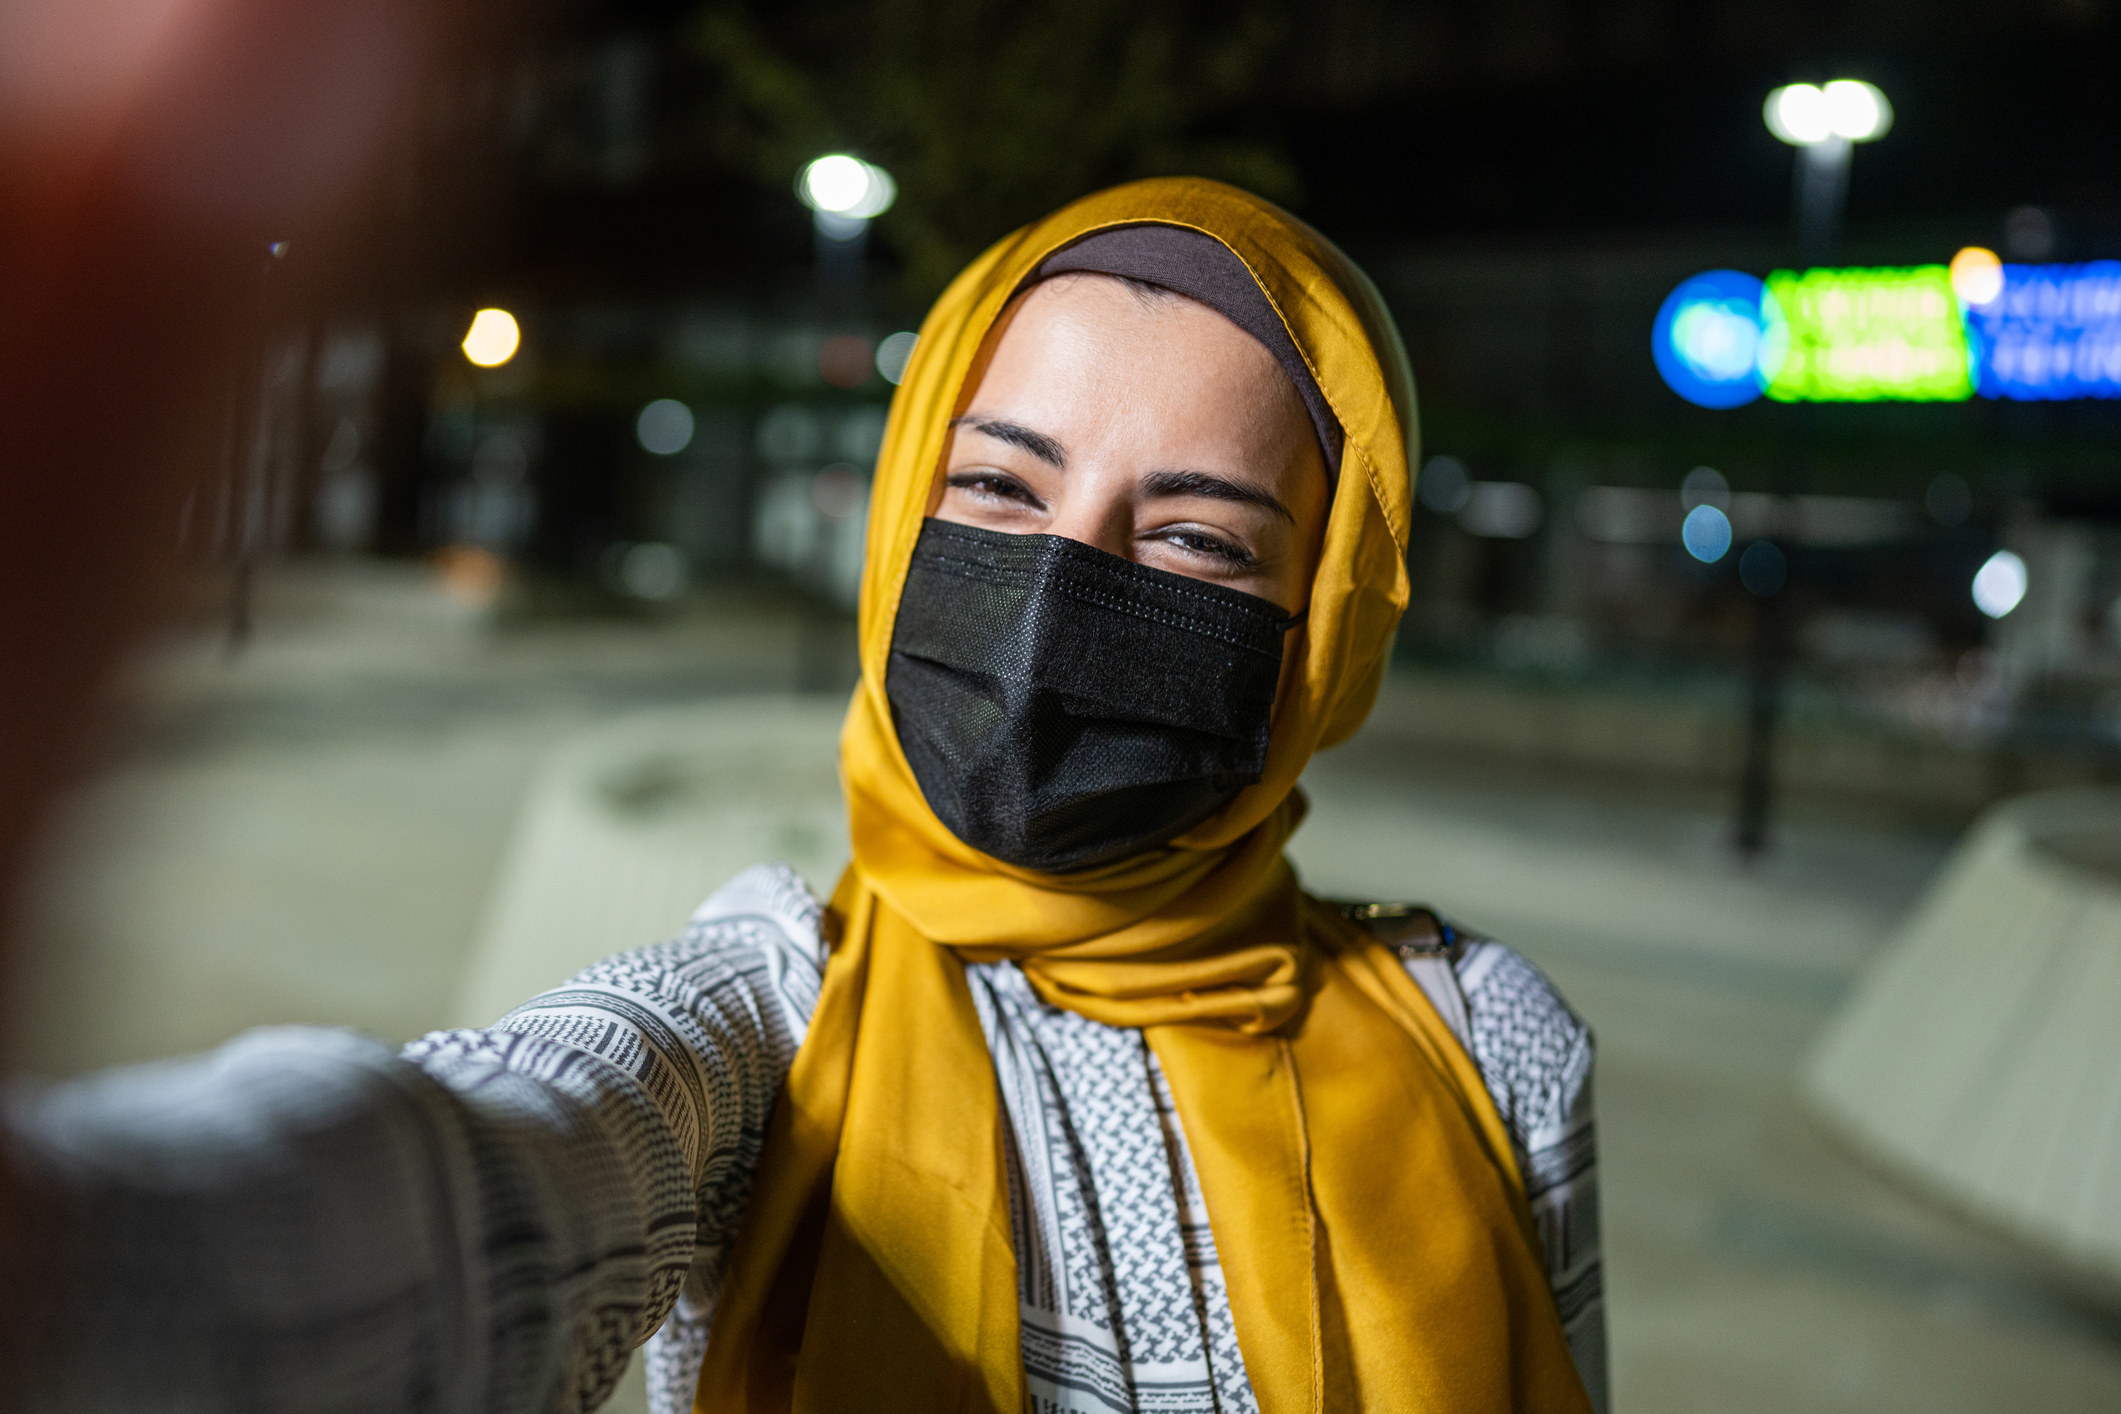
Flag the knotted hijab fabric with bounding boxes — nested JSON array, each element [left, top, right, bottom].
[[694, 178, 1592, 1414]]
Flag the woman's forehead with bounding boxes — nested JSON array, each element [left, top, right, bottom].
[[974, 276, 1305, 435], [1020, 222, 1344, 481], [1002, 274, 1271, 365]]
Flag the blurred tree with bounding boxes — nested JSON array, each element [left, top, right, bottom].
[[684, 0, 1299, 299]]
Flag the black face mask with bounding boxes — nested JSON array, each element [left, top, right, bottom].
[[885, 518, 1297, 873]]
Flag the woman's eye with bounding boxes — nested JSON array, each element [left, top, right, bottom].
[[947, 470, 1040, 507], [1156, 528, 1258, 568]]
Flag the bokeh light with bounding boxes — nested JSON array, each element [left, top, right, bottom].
[[1682, 504, 1733, 562], [1821, 80, 1892, 141], [818, 334, 874, 389], [434, 544, 507, 605], [797, 155, 896, 218], [619, 541, 688, 601], [1766, 80, 1892, 144], [2006, 205, 2057, 260], [1738, 540, 1788, 597], [1459, 481, 1543, 539], [1418, 455, 1472, 513], [1925, 473, 1973, 527], [636, 399, 695, 456], [1766, 84, 1833, 145], [461, 308, 521, 367], [1949, 247, 2005, 307], [1961, 260, 2121, 400], [876, 331, 919, 384], [811, 465, 865, 520], [1681, 465, 1730, 510], [1973, 549, 2028, 618], [1652, 271, 1781, 408], [1764, 266, 1971, 402], [1667, 257, 2121, 406]]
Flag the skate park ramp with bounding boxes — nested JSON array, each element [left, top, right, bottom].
[[1806, 788, 2121, 1288]]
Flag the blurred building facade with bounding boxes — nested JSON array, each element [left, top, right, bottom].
[[203, 0, 2121, 826]]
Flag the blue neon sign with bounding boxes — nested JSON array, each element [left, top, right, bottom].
[[1962, 261, 2121, 400], [1655, 257, 2121, 405]]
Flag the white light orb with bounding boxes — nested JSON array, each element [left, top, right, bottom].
[[1671, 301, 1763, 382], [1973, 549, 2028, 619], [620, 541, 688, 601], [1950, 246, 2005, 306], [1822, 79, 1892, 141], [876, 330, 919, 385], [798, 154, 896, 218], [1458, 481, 1543, 540], [462, 308, 521, 368], [636, 398, 695, 456], [1768, 80, 1892, 146], [1766, 84, 1833, 145]]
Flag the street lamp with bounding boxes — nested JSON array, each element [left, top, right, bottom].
[[1765, 80, 1892, 257], [797, 154, 895, 242], [797, 154, 895, 313]]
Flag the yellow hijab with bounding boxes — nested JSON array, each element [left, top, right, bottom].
[[695, 178, 1591, 1414]]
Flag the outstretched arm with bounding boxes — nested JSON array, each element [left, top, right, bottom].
[[7, 864, 824, 1414]]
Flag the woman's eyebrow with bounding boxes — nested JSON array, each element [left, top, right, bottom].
[[950, 416, 1066, 468], [1141, 469, 1294, 523]]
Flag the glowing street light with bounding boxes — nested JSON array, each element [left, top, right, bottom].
[[1765, 80, 1891, 257], [798, 154, 895, 241], [462, 308, 520, 368], [1765, 80, 1893, 145]]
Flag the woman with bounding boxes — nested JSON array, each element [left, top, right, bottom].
[[11, 179, 1601, 1414]]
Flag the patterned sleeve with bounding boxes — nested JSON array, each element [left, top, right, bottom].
[[1449, 936, 1607, 1414], [5, 863, 824, 1414]]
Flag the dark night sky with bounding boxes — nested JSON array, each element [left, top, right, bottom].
[[1291, 16, 2120, 255], [519, 1, 2121, 298]]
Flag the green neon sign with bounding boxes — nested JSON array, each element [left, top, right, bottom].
[[1763, 266, 1972, 402]]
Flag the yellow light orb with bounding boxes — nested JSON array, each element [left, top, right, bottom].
[[462, 307, 521, 367], [1949, 246, 2005, 306]]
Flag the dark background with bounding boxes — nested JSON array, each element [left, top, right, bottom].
[[214, 0, 2121, 802]]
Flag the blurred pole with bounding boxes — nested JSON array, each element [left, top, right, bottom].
[[1735, 82, 1886, 856], [1733, 483, 1798, 858], [1793, 136, 1851, 259], [1735, 580, 1787, 858], [814, 212, 869, 318]]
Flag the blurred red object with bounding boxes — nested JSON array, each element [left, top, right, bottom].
[[818, 333, 875, 389], [0, 0, 495, 1357]]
